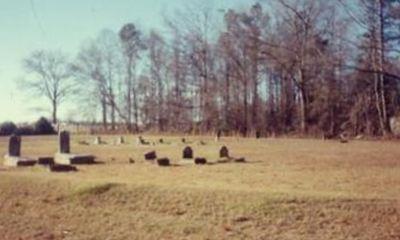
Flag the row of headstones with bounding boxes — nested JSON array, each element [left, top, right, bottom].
[[138, 136, 204, 145], [3, 132, 88, 172], [143, 145, 245, 167], [90, 136, 195, 146]]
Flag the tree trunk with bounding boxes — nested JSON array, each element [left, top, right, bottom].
[[101, 96, 108, 130], [133, 89, 139, 132], [299, 87, 307, 134], [52, 99, 57, 124], [126, 57, 133, 132], [224, 63, 231, 131], [376, 0, 390, 136]]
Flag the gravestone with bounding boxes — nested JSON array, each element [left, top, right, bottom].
[[137, 136, 148, 145], [49, 164, 77, 172], [182, 146, 193, 159], [159, 138, 164, 144], [144, 151, 157, 161], [235, 157, 246, 163], [137, 136, 143, 145], [215, 130, 221, 142], [37, 157, 54, 165], [3, 135, 36, 167], [219, 146, 229, 158], [255, 131, 261, 139], [59, 131, 70, 154], [157, 158, 170, 166], [117, 136, 125, 145], [94, 136, 102, 145], [195, 157, 207, 165], [181, 138, 186, 144], [55, 131, 95, 165], [340, 133, 349, 143], [8, 134, 21, 157]]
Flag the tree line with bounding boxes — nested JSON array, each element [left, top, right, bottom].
[[21, 0, 400, 137]]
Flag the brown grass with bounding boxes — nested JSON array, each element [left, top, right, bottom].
[[0, 135, 400, 239]]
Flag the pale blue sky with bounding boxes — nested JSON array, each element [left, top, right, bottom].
[[0, 0, 256, 123]]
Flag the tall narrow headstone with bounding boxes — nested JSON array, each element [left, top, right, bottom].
[[215, 130, 221, 142], [4, 134, 36, 167], [59, 131, 70, 154], [8, 134, 21, 157], [54, 131, 95, 165]]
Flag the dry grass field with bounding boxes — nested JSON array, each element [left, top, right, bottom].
[[1, 135, 400, 240]]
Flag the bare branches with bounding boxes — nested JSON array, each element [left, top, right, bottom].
[[21, 50, 72, 123]]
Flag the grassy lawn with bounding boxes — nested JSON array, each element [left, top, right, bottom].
[[1, 135, 400, 239]]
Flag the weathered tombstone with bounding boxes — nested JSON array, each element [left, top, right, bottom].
[[235, 157, 246, 163], [157, 158, 170, 166], [8, 134, 21, 157], [355, 135, 364, 140], [181, 138, 186, 144], [129, 158, 135, 164], [3, 135, 36, 167], [137, 136, 143, 145], [116, 136, 125, 145], [159, 138, 164, 144], [144, 151, 157, 161], [55, 131, 95, 165], [37, 157, 54, 165], [390, 116, 400, 137], [215, 130, 222, 142], [137, 136, 148, 145], [255, 131, 261, 139], [48, 164, 77, 172], [59, 131, 70, 154], [182, 146, 193, 159], [94, 136, 101, 145], [219, 146, 229, 158], [340, 133, 349, 143], [195, 157, 207, 165]]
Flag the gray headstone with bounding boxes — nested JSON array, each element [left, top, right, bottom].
[[117, 136, 125, 144], [59, 131, 70, 154], [219, 146, 229, 158], [8, 135, 21, 157], [137, 136, 144, 145], [94, 136, 101, 145], [182, 146, 193, 159]]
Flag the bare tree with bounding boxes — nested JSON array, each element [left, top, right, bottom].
[[119, 23, 146, 132], [72, 29, 123, 130], [22, 50, 72, 124]]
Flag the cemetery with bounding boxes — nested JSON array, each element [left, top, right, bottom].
[[1, 133, 400, 239], [2, 1, 400, 239]]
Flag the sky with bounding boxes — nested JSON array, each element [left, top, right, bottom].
[[0, 0, 256, 123]]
